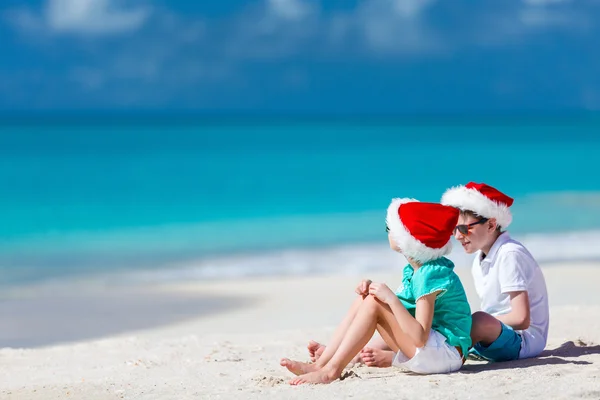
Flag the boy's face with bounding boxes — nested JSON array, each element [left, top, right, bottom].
[[453, 213, 496, 254]]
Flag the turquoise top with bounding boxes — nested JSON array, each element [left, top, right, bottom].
[[395, 257, 472, 355]]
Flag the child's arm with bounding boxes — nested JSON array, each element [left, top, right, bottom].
[[369, 283, 439, 348], [497, 251, 533, 330], [391, 293, 438, 347], [496, 291, 531, 330]]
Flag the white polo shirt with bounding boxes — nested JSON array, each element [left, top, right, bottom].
[[472, 232, 549, 358]]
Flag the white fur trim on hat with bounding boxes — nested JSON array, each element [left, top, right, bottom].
[[441, 186, 512, 228], [386, 198, 453, 263]]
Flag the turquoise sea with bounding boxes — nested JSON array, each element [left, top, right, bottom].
[[1, 115, 600, 287]]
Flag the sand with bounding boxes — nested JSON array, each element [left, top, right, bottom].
[[1, 263, 599, 399]]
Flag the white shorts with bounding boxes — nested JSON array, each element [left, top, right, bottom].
[[392, 330, 463, 374]]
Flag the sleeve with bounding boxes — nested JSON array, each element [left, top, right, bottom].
[[395, 265, 413, 296], [412, 264, 453, 301], [497, 251, 530, 294]]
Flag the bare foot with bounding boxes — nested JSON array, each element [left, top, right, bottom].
[[307, 340, 326, 362], [289, 368, 339, 385], [280, 358, 319, 376], [360, 347, 394, 368], [308, 341, 364, 365]]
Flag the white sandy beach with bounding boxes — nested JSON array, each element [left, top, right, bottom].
[[1, 263, 600, 400]]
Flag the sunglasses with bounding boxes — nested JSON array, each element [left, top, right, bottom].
[[454, 218, 489, 235], [386, 224, 390, 233]]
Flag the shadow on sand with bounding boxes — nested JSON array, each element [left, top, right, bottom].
[[461, 340, 599, 373]]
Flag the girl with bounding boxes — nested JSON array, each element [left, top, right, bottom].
[[280, 198, 472, 385]]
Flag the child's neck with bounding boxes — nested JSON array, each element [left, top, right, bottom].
[[407, 258, 423, 270], [481, 231, 503, 258]]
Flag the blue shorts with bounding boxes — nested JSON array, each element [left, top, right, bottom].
[[470, 322, 522, 362]]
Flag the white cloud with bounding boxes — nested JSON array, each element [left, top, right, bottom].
[[519, 8, 576, 27], [352, 0, 440, 54], [223, 0, 440, 60], [8, 0, 150, 36], [219, 0, 320, 60], [5, 0, 441, 62], [47, 0, 150, 34], [267, 0, 314, 21], [3, 1, 599, 109], [392, 0, 436, 18], [523, 0, 571, 5], [517, 0, 588, 29], [62, 12, 228, 95]]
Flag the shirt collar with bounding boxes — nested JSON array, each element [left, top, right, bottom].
[[480, 232, 511, 264]]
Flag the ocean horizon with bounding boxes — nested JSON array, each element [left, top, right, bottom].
[[1, 115, 599, 288]]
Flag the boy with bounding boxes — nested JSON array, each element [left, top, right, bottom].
[[441, 182, 549, 361]]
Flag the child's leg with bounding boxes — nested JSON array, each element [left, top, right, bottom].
[[311, 295, 369, 368], [308, 334, 392, 366], [470, 311, 522, 362], [471, 311, 502, 345], [290, 296, 415, 385], [360, 334, 396, 367], [281, 295, 365, 375]]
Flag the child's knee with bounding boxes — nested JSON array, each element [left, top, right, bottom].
[[472, 311, 496, 327], [471, 312, 502, 342], [361, 295, 383, 313]]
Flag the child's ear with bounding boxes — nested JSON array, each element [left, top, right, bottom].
[[488, 218, 498, 232]]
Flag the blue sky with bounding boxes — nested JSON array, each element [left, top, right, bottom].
[[1, 0, 599, 113]]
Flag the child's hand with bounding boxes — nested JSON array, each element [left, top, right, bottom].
[[355, 279, 372, 297], [368, 283, 395, 304]]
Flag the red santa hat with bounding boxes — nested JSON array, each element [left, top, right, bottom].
[[386, 199, 459, 263], [441, 182, 514, 228]]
